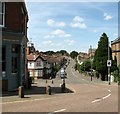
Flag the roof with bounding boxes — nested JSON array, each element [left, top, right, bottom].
[[27, 54, 45, 61], [111, 36, 120, 44]]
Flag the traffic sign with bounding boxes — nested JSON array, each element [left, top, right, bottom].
[[107, 60, 112, 67]]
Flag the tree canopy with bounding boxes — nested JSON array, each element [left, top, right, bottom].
[[70, 51, 79, 59]]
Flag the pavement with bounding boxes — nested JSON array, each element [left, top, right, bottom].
[[1, 78, 74, 104]]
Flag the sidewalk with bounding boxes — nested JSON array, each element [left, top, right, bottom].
[[1, 78, 74, 103]]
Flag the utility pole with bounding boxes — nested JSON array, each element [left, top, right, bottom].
[[90, 45, 92, 81], [107, 40, 111, 85]]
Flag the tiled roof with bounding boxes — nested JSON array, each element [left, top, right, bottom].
[[111, 36, 120, 44], [27, 54, 39, 61]]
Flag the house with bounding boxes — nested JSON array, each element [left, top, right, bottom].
[[1, 2, 29, 91], [27, 53, 46, 79], [77, 52, 89, 64], [111, 37, 120, 66]]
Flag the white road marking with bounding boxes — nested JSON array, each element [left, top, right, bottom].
[[91, 93, 111, 103], [1, 97, 61, 105], [91, 99, 102, 103], [54, 109, 66, 113], [108, 89, 111, 92], [102, 93, 111, 100], [71, 70, 78, 78]]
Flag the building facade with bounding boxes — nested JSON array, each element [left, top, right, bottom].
[[27, 54, 46, 79], [1, 2, 29, 91], [111, 37, 120, 66]]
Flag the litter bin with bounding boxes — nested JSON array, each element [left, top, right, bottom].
[[46, 85, 51, 95], [18, 86, 24, 98]]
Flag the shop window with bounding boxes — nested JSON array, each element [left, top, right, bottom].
[[2, 46, 6, 77], [0, 2, 5, 27], [12, 57, 17, 73]]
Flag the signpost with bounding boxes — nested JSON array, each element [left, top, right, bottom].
[[107, 41, 111, 85], [60, 68, 67, 92]]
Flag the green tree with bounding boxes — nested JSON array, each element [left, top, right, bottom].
[[92, 33, 109, 81], [70, 51, 79, 59], [80, 60, 91, 72]]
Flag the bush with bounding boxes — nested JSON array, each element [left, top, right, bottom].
[[112, 70, 119, 82]]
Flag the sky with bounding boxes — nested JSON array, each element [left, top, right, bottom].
[[26, 2, 118, 53]]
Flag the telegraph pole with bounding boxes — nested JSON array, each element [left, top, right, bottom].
[[107, 40, 111, 85], [90, 45, 92, 81]]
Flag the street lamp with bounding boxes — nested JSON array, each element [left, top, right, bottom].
[[107, 40, 111, 85], [90, 45, 93, 81]]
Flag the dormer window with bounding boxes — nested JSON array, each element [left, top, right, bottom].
[[0, 2, 5, 27]]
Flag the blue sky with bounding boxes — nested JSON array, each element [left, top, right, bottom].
[[26, 2, 118, 53]]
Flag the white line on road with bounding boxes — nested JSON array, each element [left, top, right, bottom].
[[91, 99, 102, 103], [54, 109, 66, 113], [1, 97, 61, 105], [108, 89, 111, 92], [102, 93, 111, 100], [91, 93, 111, 103]]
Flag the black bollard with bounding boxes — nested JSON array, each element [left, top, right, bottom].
[[18, 86, 24, 98]]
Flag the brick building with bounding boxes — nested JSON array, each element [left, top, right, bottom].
[[1, 2, 29, 91], [111, 37, 120, 66]]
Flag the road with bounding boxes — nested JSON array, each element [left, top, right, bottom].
[[2, 58, 118, 113]]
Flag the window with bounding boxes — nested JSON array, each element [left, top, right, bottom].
[[12, 57, 17, 73], [0, 2, 5, 26], [2, 46, 6, 78], [36, 60, 41, 67], [12, 45, 18, 53], [29, 62, 32, 66]]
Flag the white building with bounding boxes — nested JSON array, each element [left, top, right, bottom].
[[27, 54, 45, 78]]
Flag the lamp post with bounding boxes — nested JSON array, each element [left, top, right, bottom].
[[90, 45, 93, 81], [107, 40, 111, 85]]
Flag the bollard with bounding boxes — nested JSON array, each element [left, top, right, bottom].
[[46, 85, 51, 95], [18, 86, 24, 98], [61, 83, 65, 93]]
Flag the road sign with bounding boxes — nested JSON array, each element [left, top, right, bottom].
[[107, 60, 112, 67]]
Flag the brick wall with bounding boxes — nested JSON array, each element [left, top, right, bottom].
[[5, 2, 28, 36]]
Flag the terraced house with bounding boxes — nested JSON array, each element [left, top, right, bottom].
[[1, 1, 29, 91]]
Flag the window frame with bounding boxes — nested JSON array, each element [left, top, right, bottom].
[[0, 2, 5, 27]]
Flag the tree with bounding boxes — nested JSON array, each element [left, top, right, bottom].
[[70, 51, 79, 59], [80, 60, 91, 72], [43, 51, 55, 55], [92, 33, 109, 81], [56, 50, 69, 56]]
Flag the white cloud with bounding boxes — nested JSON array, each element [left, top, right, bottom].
[[47, 19, 66, 27], [51, 29, 71, 37], [42, 40, 53, 45], [57, 22, 66, 27], [44, 35, 55, 39], [104, 13, 112, 20], [70, 16, 87, 29], [47, 19, 55, 26], [65, 39, 75, 45], [73, 16, 84, 22], [71, 23, 87, 29]]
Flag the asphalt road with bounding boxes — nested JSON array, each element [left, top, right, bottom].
[[2, 58, 118, 113]]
